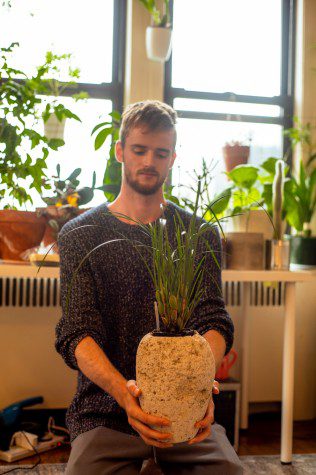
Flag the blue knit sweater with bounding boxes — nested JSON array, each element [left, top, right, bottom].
[[55, 201, 234, 442]]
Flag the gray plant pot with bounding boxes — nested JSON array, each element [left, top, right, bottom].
[[136, 330, 215, 443], [290, 236, 316, 267], [225, 232, 264, 270]]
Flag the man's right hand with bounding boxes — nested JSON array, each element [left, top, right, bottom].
[[124, 380, 173, 448]]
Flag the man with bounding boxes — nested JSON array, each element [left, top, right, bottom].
[[56, 100, 243, 474]]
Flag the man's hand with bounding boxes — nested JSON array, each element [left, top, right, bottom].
[[188, 380, 220, 445], [124, 380, 173, 449]]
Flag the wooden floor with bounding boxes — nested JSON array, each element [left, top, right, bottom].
[[3, 413, 316, 467]]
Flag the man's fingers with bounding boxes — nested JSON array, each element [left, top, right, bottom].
[[188, 426, 211, 445], [129, 417, 173, 443], [129, 405, 170, 428], [142, 435, 173, 449], [126, 380, 142, 397]]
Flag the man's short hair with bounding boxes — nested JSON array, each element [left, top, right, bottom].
[[119, 100, 177, 149]]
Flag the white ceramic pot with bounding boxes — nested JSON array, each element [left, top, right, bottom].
[[136, 330, 215, 443], [146, 26, 172, 62], [44, 113, 66, 140]]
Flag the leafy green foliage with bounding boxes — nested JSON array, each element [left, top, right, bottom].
[[0, 43, 65, 208], [138, 0, 171, 26], [91, 111, 122, 202]]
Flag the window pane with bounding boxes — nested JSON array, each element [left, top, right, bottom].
[[27, 98, 113, 210], [1, 0, 114, 83], [173, 119, 283, 197], [172, 0, 282, 96], [174, 98, 281, 118]]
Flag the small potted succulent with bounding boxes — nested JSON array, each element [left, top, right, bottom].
[[139, 0, 172, 62], [222, 140, 251, 173]]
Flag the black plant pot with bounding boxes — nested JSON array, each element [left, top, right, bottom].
[[290, 236, 316, 267]]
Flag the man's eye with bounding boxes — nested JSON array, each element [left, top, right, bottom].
[[157, 153, 168, 159], [134, 150, 145, 155]]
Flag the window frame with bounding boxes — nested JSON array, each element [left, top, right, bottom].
[[164, 0, 296, 161]]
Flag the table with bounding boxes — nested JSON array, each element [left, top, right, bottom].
[[222, 269, 316, 464]]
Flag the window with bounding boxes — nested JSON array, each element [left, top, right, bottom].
[[165, 0, 295, 195], [1, 0, 126, 208]]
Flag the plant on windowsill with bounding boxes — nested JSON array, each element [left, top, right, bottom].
[[37, 51, 88, 140], [0, 43, 65, 261], [283, 121, 316, 267], [139, 0, 172, 62]]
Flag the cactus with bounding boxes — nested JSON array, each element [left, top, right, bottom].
[[272, 160, 285, 240]]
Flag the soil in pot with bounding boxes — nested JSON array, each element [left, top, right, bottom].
[[0, 210, 46, 261], [136, 330, 215, 443]]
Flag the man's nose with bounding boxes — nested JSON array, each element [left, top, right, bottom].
[[143, 150, 155, 166]]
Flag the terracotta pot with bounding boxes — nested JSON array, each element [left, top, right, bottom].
[[223, 144, 250, 173], [0, 210, 46, 261], [136, 330, 215, 443]]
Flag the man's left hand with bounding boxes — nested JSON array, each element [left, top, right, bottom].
[[188, 380, 220, 445]]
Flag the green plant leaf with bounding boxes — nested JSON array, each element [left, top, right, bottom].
[[227, 165, 259, 189], [94, 127, 112, 150]]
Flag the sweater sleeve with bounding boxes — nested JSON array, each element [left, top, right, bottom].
[[55, 223, 105, 370], [188, 224, 234, 355]]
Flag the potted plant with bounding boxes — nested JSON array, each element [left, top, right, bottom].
[[139, 0, 172, 62], [37, 51, 88, 140], [266, 160, 290, 269], [122, 187, 216, 442], [0, 43, 64, 261], [283, 121, 316, 267], [222, 139, 251, 173], [37, 165, 102, 248]]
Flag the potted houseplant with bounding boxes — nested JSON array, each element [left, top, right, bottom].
[[266, 160, 290, 269], [121, 186, 216, 442], [37, 165, 102, 249], [211, 164, 267, 269], [37, 51, 88, 140], [222, 140, 250, 173], [0, 43, 64, 261], [139, 0, 172, 62], [283, 121, 316, 267]]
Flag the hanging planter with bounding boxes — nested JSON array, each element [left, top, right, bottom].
[[44, 113, 66, 140], [146, 26, 172, 62], [137, 329, 214, 442]]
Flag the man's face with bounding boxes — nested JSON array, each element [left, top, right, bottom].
[[116, 126, 176, 196]]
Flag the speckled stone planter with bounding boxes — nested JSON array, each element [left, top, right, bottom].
[[136, 330, 215, 443]]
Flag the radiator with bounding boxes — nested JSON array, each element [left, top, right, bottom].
[[0, 277, 285, 308]]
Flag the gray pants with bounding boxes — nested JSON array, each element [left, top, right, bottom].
[[66, 423, 243, 474]]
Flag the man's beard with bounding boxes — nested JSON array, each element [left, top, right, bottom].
[[124, 165, 166, 196]]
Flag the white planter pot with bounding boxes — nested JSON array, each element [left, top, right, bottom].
[[146, 26, 172, 62], [136, 330, 215, 443], [44, 114, 66, 140]]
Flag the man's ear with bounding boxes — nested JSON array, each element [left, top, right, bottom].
[[115, 140, 124, 163]]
